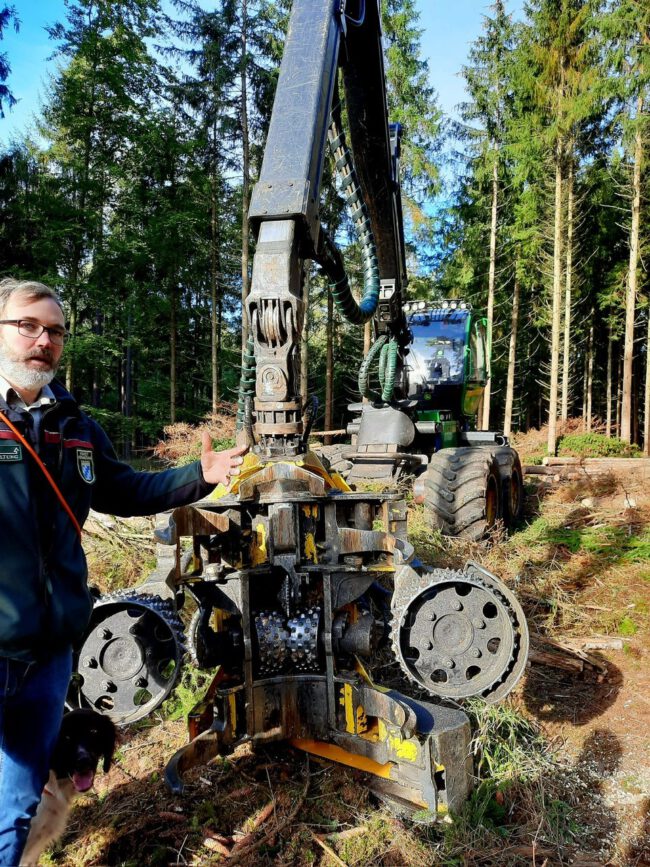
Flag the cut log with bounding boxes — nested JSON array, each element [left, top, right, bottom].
[[529, 635, 607, 674]]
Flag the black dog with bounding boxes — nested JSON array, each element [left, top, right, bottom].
[[20, 709, 116, 866]]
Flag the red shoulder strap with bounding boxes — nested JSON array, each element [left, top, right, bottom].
[[0, 409, 83, 539]]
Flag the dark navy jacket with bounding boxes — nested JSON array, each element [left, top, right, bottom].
[[0, 380, 213, 661]]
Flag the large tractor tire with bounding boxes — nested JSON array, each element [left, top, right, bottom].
[[493, 446, 524, 527], [421, 447, 502, 541]]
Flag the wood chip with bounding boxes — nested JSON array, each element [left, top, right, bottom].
[[203, 837, 232, 856]]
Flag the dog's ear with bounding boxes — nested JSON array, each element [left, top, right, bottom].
[[100, 716, 117, 773]]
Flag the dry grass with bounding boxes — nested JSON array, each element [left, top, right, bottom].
[[153, 405, 237, 466]]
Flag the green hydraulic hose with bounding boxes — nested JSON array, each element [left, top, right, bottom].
[[380, 338, 399, 403], [358, 335, 387, 402]]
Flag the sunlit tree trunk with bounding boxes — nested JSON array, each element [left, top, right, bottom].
[[606, 328, 613, 438], [240, 0, 251, 352], [586, 308, 594, 432], [645, 313, 650, 455], [561, 157, 574, 421], [482, 147, 498, 430], [503, 275, 520, 438], [547, 147, 563, 455], [621, 96, 644, 442], [170, 282, 177, 423], [210, 161, 220, 414]]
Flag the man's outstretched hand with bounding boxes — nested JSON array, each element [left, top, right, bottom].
[[200, 431, 248, 487]]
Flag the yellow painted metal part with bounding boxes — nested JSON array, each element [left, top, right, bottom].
[[304, 533, 317, 563], [251, 522, 268, 566], [301, 504, 319, 564], [228, 693, 237, 729], [290, 738, 394, 780], [341, 683, 356, 734], [207, 449, 350, 500], [377, 719, 418, 762]]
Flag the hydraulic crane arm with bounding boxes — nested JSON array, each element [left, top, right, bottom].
[[245, 0, 409, 459]]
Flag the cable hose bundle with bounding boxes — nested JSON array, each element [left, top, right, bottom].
[[358, 335, 387, 402], [378, 338, 399, 402], [318, 109, 379, 326]]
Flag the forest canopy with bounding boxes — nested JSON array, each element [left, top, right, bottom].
[[0, 0, 647, 458]]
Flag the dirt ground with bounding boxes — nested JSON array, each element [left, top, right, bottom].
[[51, 464, 650, 867]]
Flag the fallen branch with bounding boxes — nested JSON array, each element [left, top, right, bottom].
[[310, 831, 348, 866], [224, 760, 311, 865]]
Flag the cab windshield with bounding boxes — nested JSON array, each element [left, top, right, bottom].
[[406, 313, 467, 395]]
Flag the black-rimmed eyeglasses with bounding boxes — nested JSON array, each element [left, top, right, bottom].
[[0, 319, 70, 346]]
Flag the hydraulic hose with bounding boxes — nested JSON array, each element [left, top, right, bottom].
[[358, 335, 387, 402], [380, 338, 399, 402], [236, 334, 256, 433], [315, 107, 379, 326]]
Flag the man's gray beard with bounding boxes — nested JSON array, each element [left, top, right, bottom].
[[0, 346, 57, 391]]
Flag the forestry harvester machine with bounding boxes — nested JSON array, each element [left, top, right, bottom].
[[70, 0, 529, 818]]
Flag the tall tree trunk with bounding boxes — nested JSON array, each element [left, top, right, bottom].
[[621, 96, 644, 442], [561, 156, 574, 421], [503, 275, 520, 438], [616, 354, 623, 437], [482, 145, 499, 430], [170, 282, 177, 424], [582, 351, 588, 431], [240, 0, 251, 352], [324, 291, 334, 445], [586, 308, 594, 431], [65, 297, 77, 392], [547, 148, 563, 455], [210, 167, 220, 415], [123, 310, 133, 461], [645, 313, 650, 455], [606, 329, 613, 438]]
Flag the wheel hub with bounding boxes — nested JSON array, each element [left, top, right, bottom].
[[69, 591, 186, 724], [393, 565, 528, 702]]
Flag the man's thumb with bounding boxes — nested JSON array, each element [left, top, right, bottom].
[[201, 430, 213, 454]]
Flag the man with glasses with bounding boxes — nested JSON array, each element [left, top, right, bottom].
[[0, 278, 247, 864]]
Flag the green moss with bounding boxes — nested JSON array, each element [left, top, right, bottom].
[[556, 432, 641, 458], [618, 616, 637, 636]]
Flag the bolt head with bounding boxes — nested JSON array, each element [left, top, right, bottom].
[[451, 600, 462, 611], [135, 677, 148, 688], [99, 627, 112, 640], [442, 657, 455, 668], [101, 680, 117, 693], [472, 619, 485, 629], [83, 656, 98, 668], [471, 648, 481, 658]]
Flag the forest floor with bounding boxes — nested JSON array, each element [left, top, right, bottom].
[[46, 453, 650, 867]]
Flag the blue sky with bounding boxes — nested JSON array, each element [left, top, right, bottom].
[[1, 0, 523, 146]]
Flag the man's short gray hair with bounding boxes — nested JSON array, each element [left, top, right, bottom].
[[0, 278, 63, 317]]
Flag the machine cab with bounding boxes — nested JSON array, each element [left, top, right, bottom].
[[404, 302, 488, 420]]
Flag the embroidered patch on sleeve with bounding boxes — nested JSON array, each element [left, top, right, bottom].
[[77, 448, 95, 483], [0, 443, 22, 462]]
